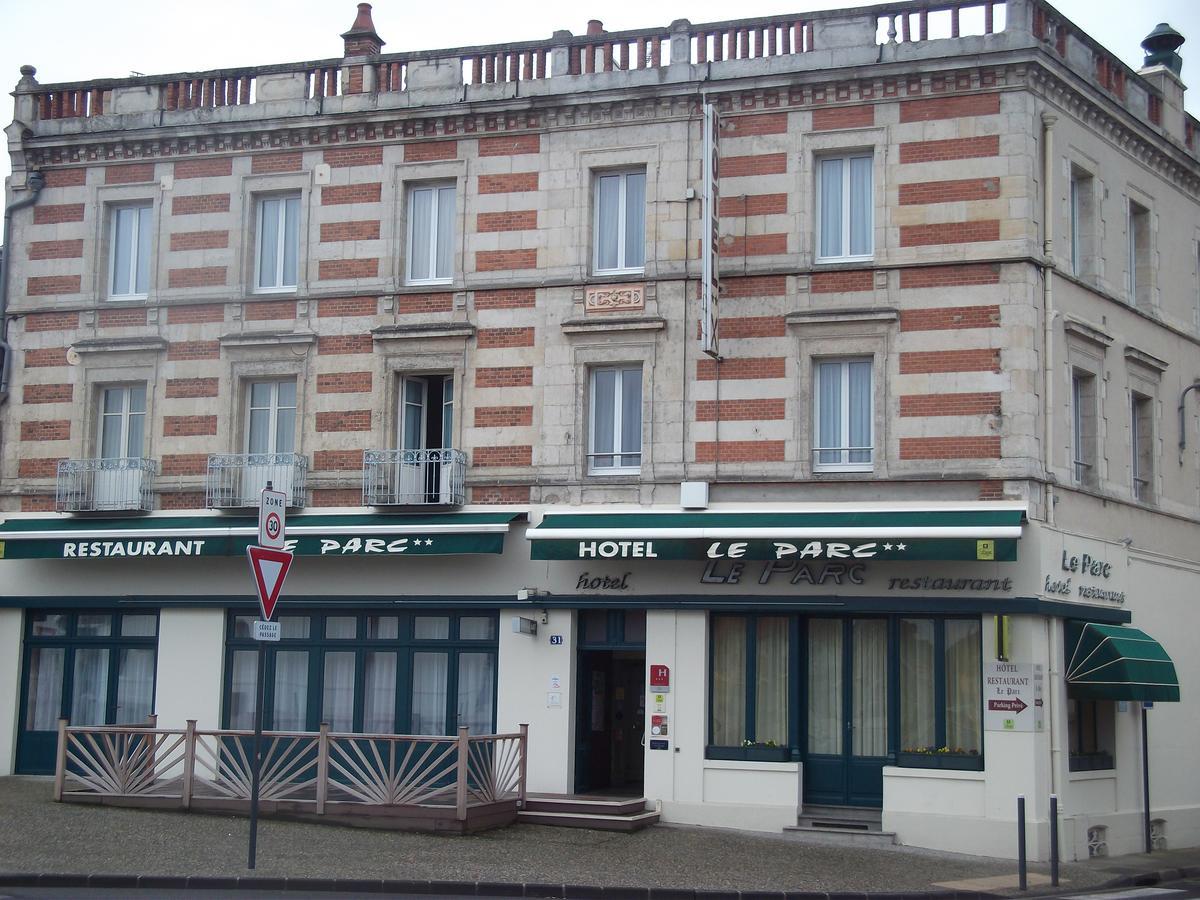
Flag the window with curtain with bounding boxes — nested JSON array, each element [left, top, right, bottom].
[[899, 618, 982, 759], [814, 358, 873, 471], [594, 169, 646, 273], [710, 615, 789, 752], [407, 183, 456, 284], [245, 380, 297, 456], [1067, 698, 1115, 771], [589, 365, 642, 474], [255, 194, 301, 291], [817, 153, 873, 261], [108, 203, 153, 299]]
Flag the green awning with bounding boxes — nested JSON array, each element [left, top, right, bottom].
[[528, 505, 1024, 562], [1066, 622, 1180, 702], [0, 511, 524, 560]]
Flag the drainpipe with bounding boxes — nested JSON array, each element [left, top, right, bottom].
[[0, 169, 45, 405]]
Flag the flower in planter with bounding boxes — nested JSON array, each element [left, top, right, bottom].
[[741, 739, 780, 748]]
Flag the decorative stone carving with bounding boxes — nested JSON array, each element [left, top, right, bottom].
[[585, 283, 645, 314]]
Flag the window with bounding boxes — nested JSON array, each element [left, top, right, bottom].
[[1071, 371, 1097, 487], [593, 170, 646, 274], [817, 153, 873, 261], [108, 203, 152, 299], [1131, 391, 1153, 502], [1068, 699, 1115, 771], [99, 385, 146, 460], [1069, 167, 1094, 277], [406, 183, 455, 284], [223, 611, 497, 735], [1127, 200, 1150, 306], [392, 373, 456, 503], [711, 615, 789, 751], [899, 618, 982, 758], [246, 380, 297, 456], [588, 366, 642, 474], [255, 194, 300, 291], [813, 358, 873, 472]]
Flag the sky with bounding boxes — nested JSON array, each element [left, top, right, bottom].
[[1, 0, 1198, 188]]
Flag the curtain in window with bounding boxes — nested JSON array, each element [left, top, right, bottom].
[[248, 382, 273, 454], [275, 381, 296, 454], [623, 172, 646, 268], [755, 617, 788, 745], [258, 198, 281, 288], [596, 174, 621, 270], [322, 651, 356, 732], [819, 158, 843, 258], [71, 648, 109, 726], [849, 156, 872, 256], [115, 648, 155, 724], [457, 652, 495, 735], [807, 619, 842, 755], [620, 368, 642, 467], [273, 650, 309, 731], [121, 614, 157, 637], [25, 647, 64, 731], [848, 360, 872, 464], [852, 619, 887, 756], [817, 361, 841, 465], [711, 617, 746, 746], [101, 388, 126, 459], [325, 617, 356, 639], [411, 652, 448, 735], [229, 649, 257, 730], [281, 196, 299, 286], [900, 618, 935, 751], [414, 616, 449, 640], [112, 206, 150, 295], [944, 620, 982, 753], [363, 651, 397, 733], [592, 369, 616, 466], [435, 186, 455, 279], [409, 188, 434, 280]]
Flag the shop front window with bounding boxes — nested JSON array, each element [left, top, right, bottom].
[[898, 618, 982, 765]]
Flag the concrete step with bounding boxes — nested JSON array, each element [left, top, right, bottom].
[[783, 824, 898, 848], [523, 795, 648, 817], [517, 808, 660, 832], [796, 804, 882, 830]]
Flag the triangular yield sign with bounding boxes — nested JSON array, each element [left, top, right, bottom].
[[247, 545, 294, 620]]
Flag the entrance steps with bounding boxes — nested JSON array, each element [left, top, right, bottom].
[[517, 793, 659, 832], [784, 805, 896, 848]]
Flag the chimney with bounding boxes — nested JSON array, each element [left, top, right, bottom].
[[1138, 23, 1186, 144], [586, 19, 605, 37], [342, 3, 385, 57]]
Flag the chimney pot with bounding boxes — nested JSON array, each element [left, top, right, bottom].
[[341, 2, 385, 56], [586, 19, 605, 37]]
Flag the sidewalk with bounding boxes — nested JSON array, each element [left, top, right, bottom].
[[1, 777, 1197, 898]]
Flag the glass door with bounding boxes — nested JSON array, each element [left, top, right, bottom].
[[95, 385, 146, 508], [804, 617, 888, 807]]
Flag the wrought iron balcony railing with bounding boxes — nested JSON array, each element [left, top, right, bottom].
[[363, 448, 467, 507], [206, 453, 307, 509], [56, 457, 157, 513]]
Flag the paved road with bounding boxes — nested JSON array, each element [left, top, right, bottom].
[[1060, 883, 1200, 900]]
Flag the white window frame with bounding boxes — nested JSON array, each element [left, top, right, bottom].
[[592, 169, 646, 276], [812, 357, 874, 473], [254, 193, 301, 293], [815, 152, 874, 263], [107, 203, 153, 300], [244, 379, 297, 455], [405, 182, 456, 286], [1071, 371, 1096, 486], [1130, 391, 1152, 502], [98, 384, 147, 459], [588, 365, 642, 475]]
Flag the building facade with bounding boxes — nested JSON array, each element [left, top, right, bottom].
[[0, 0, 1196, 860]]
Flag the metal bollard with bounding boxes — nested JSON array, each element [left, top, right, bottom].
[[1017, 795, 1028, 891], [1050, 794, 1060, 887]]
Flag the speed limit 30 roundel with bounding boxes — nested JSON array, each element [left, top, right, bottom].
[[265, 512, 281, 541]]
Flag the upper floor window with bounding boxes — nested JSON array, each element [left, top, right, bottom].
[[593, 170, 646, 274], [1071, 370, 1097, 488], [406, 183, 455, 284], [813, 358, 873, 472], [246, 379, 297, 456], [589, 365, 642, 474], [255, 194, 300, 292], [817, 153, 872, 262], [1069, 167, 1094, 277], [99, 385, 146, 460], [1127, 200, 1150, 307], [1130, 391, 1153, 502], [108, 204, 152, 299]]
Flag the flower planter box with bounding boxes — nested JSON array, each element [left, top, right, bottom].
[[896, 752, 984, 771], [705, 745, 792, 763]]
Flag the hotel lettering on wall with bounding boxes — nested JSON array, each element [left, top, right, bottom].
[[1044, 546, 1127, 604], [568, 538, 1014, 561]]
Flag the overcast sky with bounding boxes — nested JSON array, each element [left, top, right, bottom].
[[2, 0, 1198, 188]]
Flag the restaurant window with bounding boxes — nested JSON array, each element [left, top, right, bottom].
[[223, 611, 498, 735], [1068, 699, 1115, 771], [710, 615, 791, 756], [898, 618, 982, 765]]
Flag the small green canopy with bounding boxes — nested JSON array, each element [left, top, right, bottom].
[[1066, 622, 1180, 702]]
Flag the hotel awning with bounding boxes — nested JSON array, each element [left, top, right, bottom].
[[1066, 622, 1180, 702], [0, 511, 524, 560], [527, 505, 1025, 561]]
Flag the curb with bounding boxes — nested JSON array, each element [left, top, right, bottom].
[[0, 874, 1001, 898]]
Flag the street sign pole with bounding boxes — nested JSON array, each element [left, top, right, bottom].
[[248, 633, 266, 869]]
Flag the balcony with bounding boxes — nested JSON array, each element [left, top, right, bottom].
[[56, 458, 157, 513], [363, 449, 466, 507], [206, 453, 307, 509]]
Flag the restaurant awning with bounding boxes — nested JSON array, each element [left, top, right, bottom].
[[1066, 622, 1180, 702], [527, 504, 1025, 561], [0, 511, 525, 559]]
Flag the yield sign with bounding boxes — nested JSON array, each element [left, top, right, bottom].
[[247, 545, 293, 620]]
